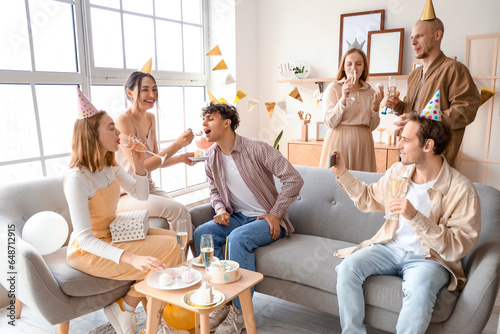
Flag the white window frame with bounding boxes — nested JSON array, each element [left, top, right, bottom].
[[0, 0, 210, 193]]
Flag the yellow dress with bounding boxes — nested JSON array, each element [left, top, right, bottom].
[[67, 171, 181, 298]]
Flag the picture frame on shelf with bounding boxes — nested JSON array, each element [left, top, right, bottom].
[[339, 10, 385, 63], [367, 28, 404, 76], [316, 122, 328, 141]]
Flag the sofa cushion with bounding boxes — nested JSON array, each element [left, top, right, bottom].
[[256, 234, 459, 323], [43, 247, 133, 297]]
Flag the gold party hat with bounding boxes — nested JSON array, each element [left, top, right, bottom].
[[140, 57, 152, 74], [76, 87, 99, 119], [420, 0, 436, 20]]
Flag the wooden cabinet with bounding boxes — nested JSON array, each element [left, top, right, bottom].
[[287, 140, 324, 167], [375, 142, 400, 172], [287, 140, 399, 171]]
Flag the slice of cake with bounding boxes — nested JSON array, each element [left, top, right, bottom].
[[194, 149, 205, 158], [190, 281, 214, 305]]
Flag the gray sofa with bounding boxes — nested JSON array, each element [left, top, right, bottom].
[[189, 165, 500, 334], [0, 175, 170, 333]]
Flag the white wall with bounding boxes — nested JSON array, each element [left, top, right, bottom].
[[220, 0, 500, 156]]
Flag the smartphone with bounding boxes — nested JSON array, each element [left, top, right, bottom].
[[328, 153, 338, 168]]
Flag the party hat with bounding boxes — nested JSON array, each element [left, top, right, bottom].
[[420, 0, 436, 20], [76, 87, 99, 119], [420, 89, 441, 121], [140, 57, 152, 74]]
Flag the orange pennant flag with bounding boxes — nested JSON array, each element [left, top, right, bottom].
[[206, 45, 222, 56], [212, 59, 228, 71], [265, 102, 276, 118], [207, 90, 219, 104], [234, 88, 247, 103], [289, 87, 303, 102]]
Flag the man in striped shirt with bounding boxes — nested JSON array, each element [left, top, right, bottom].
[[194, 103, 303, 334]]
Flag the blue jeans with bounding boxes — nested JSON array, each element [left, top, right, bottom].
[[336, 243, 450, 334], [194, 211, 285, 309]]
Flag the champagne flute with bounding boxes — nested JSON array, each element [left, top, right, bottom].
[[346, 69, 357, 102], [200, 234, 214, 282], [385, 168, 407, 221], [176, 219, 188, 264], [119, 134, 167, 164], [387, 76, 397, 114]]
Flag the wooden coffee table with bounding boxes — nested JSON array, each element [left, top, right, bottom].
[[135, 264, 263, 334]]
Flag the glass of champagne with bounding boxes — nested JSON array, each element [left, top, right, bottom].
[[385, 167, 407, 221], [176, 219, 188, 264], [387, 76, 397, 114], [346, 69, 357, 102], [200, 234, 214, 282], [119, 133, 167, 164]]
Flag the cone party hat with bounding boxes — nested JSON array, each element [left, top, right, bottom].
[[420, 0, 436, 20], [140, 57, 152, 74], [420, 89, 441, 121], [76, 87, 99, 119]]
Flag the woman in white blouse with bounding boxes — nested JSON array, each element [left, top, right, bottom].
[[64, 106, 181, 334]]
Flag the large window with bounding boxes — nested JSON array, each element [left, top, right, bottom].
[[0, 0, 209, 193]]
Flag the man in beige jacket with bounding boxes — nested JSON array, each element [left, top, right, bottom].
[[330, 113, 480, 333], [386, 17, 480, 168]]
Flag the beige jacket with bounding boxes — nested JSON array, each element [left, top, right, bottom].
[[395, 52, 480, 167], [335, 159, 481, 291]]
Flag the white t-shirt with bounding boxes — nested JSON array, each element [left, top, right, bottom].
[[220, 153, 267, 217], [390, 178, 436, 256]]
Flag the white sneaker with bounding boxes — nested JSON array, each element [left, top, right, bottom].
[[210, 304, 231, 332], [103, 298, 137, 334], [214, 305, 245, 334]]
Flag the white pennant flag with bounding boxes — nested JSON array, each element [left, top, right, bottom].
[[248, 98, 259, 113], [222, 73, 236, 86], [277, 98, 287, 114]]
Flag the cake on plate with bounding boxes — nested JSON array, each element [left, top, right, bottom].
[[194, 149, 205, 158], [190, 281, 214, 305], [208, 260, 241, 284]]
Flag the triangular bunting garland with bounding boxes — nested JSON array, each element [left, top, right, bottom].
[[206, 45, 222, 56], [265, 102, 276, 118], [218, 97, 228, 104], [222, 73, 236, 86], [207, 90, 219, 104], [234, 88, 247, 103], [248, 98, 259, 113], [289, 87, 303, 102], [277, 98, 287, 114], [212, 59, 228, 71], [480, 86, 496, 107]]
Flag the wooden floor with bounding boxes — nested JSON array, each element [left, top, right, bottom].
[[1, 291, 498, 334]]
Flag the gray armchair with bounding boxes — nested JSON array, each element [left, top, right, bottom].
[[0, 175, 172, 334]]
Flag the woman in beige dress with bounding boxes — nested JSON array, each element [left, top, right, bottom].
[[319, 49, 383, 171]]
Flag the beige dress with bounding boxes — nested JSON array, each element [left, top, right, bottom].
[[319, 80, 380, 172]]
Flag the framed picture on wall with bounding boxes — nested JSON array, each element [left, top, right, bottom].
[[367, 28, 404, 76], [316, 122, 328, 141], [339, 10, 385, 63]]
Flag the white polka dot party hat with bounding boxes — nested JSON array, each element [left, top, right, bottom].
[[76, 86, 99, 119], [420, 89, 441, 121]]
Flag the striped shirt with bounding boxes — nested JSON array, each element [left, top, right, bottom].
[[205, 134, 304, 236]]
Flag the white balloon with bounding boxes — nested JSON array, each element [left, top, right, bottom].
[[22, 211, 69, 255]]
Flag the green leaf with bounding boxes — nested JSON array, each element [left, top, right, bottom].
[[273, 130, 283, 149]]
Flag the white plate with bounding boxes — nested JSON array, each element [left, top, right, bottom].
[[188, 156, 208, 162], [147, 268, 202, 290], [183, 289, 225, 309], [192, 256, 219, 267]]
